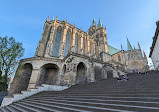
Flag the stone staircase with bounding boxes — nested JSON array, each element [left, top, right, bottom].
[[1, 71, 159, 112]]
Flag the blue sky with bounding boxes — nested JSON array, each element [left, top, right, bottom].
[[0, 0, 159, 65]]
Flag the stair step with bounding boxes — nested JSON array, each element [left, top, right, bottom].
[[11, 104, 31, 112], [20, 100, 93, 112], [25, 97, 159, 112], [23, 99, 135, 112], [5, 106, 18, 112]]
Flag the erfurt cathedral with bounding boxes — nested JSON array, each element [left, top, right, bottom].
[[8, 17, 148, 96]]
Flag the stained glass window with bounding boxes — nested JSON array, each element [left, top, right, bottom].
[[64, 32, 70, 57], [75, 35, 78, 53], [52, 28, 62, 57]]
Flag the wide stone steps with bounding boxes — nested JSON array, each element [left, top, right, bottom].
[[1, 71, 159, 112]]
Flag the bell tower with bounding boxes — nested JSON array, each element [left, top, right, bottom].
[[88, 18, 109, 54]]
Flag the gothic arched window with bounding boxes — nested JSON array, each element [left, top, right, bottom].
[[75, 35, 78, 53], [64, 31, 71, 57], [52, 27, 62, 57]]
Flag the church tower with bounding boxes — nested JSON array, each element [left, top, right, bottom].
[[88, 18, 109, 55]]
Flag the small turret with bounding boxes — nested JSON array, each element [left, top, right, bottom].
[[98, 18, 103, 28], [65, 17, 67, 23], [46, 16, 50, 22], [138, 42, 141, 51], [55, 16, 58, 21], [143, 51, 147, 58], [73, 22, 75, 27], [92, 18, 96, 26]]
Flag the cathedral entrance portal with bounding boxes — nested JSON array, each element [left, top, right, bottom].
[[38, 63, 59, 86], [76, 62, 87, 84]]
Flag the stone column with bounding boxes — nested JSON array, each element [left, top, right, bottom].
[[59, 26, 67, 59], [71, 29, 76, 52], [28, 69, 40, 89]]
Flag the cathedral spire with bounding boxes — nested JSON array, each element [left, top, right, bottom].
[[138, 42, 141, 50], [92, 18, 96, 26], [98, 18, 103, 28], [127, 38, 132, 51], [121, 44, 123, 50]]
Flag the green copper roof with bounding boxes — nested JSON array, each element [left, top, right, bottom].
[[98, 18, 102, 28], [108, 45, 121, 55], [92, 18, 96, 26], [127, 38, 132, 51]]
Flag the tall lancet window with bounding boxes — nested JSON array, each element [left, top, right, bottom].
[[83, 37, 85, 55], [64, 31, 71, 57], [52, 27, 62, 57], [75, 35, 78, 53]]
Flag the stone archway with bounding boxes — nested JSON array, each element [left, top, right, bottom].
[[20, 63, 33, 91], [37, 63, 59, 86], [8, 63, 33, 96], [76, 62, 87, 84]]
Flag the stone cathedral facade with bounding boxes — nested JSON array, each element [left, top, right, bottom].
[[8, 17, 148, 96]]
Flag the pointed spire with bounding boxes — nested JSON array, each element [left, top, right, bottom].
[[121, 44, 123, 50], [127, 38, 132, 51], [52, 17, 54, 21], [134, 46, 135, 50], [80, 26, 82, 31], [92, 18, 96, 26], [55, 16, 58, 21], [143, 51, 147, 58], [65, 17, 67, 23], [98, 18, 103, 28], [138, 42, 141, 50], [46, 16, 50, 22], [73, 22, 75, 27], [105, 26, 106, 30]]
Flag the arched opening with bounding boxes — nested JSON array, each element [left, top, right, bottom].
[[20, 63, 33, 91], [76, 62, 87, 84], [37, 63, 59, 86], [8, 63, 33, 96], [94, 66, 102, 81], [107, 70, 113, 78]]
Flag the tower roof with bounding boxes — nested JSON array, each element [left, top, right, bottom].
[[108, 45, 121, 55], [127, 38, 132, 51], [98, 18, 102, 28]]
